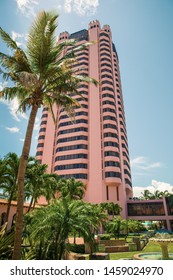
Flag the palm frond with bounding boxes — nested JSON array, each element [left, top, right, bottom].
[[73, 74, 98, 87], [27, 11, 58, 75], [0, 86, 29, 101], [0, 27, 18, 50]]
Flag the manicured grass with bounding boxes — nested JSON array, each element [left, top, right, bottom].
[[110, 241, 173, 260]]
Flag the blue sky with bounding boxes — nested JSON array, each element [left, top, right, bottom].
[[0, 0, 173, 197]]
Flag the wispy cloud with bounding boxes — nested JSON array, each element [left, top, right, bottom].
[[16, 0, 38, 17], [130, 156, 162, 170], [133, 180, 173, 198], [34, 116, 40, 131], [11, 31, 27, 47], [64, 0, 99, 16], [0, 96, 28, 122], [5, 126, 20, 133]]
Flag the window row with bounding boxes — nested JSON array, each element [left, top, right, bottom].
[[104, 132, 118, 139], [37, 143, 44, 148], [41, 113, 48, 119], [56, 144, 88, 152], [40, 121, 47, 125], [100, 57, 112, 63], [58, 119, 88, 127], [101, 68, 112, 74], [103, 116, 116, 121], [39, 127, 46, 133], [54, 163, 87, 171], [100, 38, 109, 44], [105, 161, 120, 167], [55, 153, 87, 161], [124, 169, 131, 178], [58, 127, 88, 135], [100, 52, 111, 58], [104, 141, 119, 148], [77, 84, 88, 89], [101, 74, 113, 80], [59, 111, 88, 120], [101, 63, 112, 68], [100, 43, 110, 48], [102, 80, 114, 86], [125, 178, 132, 187], [104, 151, 119, 157], [103, 123, 117, 130], [58, 174, 87, 179], [100, 32, 110, 38], [105, 172, 121, 178], [38, 135, 45, 140], [103, 107, 116, 114], [102, 86, 114, 92], [102, 93, 115, 100], [57, 135, 88, 143]]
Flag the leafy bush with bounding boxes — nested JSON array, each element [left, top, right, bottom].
[[99, 234, 110, 240], [68, 244, 85, 254]]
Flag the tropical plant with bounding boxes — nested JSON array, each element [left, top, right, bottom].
[[140, 189, 153, 200], [0, 10, 97, 259], [1, 153, 19, 226], [24, 199, 105, 260], [57, 177, 86, 200], [140, 189, 172, 200], [0, 223, 14, 260], [100, 202, 122, 217], [127, 219, 145, 233], [106, 216, 123, 239], [25, 159, 59, 211]]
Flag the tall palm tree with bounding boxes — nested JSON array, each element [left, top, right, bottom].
[[0, 11, 97, 259], [57, 177, 86, 200]]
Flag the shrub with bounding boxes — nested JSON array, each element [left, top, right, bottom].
[[68, 244, 85, 254], [99, 234, 110, 240]]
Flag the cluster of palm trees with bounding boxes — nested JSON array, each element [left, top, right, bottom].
[[0, 152, 59, 224], [140, 189, 172, 200]]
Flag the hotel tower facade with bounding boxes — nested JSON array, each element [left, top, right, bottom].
[[36, 20, 133, 216]]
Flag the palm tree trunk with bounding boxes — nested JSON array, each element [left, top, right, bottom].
[[12, 105, 38, 260]]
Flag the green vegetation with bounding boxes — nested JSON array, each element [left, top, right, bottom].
[[140, 189, 172, 200], [1, 153, 173, 260]]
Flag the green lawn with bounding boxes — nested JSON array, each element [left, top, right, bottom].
[[110, 241, 173, 260]]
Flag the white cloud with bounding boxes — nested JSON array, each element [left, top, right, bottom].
[[133, 180, 173, 198], [130, 156, 162, 170], [0, 96, 27, 122], [16, 0, 38, 17], [64, 0, 99, 16], [11, 31, 27, 47], [19, 138, 25, 142], [5, 126, 20, 133], [34, 116, 40, 131]]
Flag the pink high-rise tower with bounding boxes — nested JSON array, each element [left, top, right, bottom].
[[36, 20, 133, 217]]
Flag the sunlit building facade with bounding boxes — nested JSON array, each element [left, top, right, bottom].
[[36, 20, 133, 216]]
